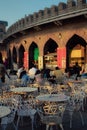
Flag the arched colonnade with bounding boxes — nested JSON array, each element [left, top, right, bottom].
[[6, 32, 87, 72]]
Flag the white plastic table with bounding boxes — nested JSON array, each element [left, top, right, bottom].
[[36, 93, 69, 130], [10, 87, 37, 93], [0, 106, 11, 118], [36, 93, 69, 102]]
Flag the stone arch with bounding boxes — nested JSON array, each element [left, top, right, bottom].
[[28, 42, 39, 69], [44, 38, 58, 55], [66, 34, 87, 68], [43, 38, 58, 69], [18, 44, 25, 67]]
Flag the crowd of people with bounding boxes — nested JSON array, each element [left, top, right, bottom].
[[67, 62, 83, 80], [16, 64, 65, 86], [1, 57, 87, 88]]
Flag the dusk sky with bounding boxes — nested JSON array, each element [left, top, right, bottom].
[[0, 0, 67, 28]]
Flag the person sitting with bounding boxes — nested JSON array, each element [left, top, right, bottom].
[[80, 64, 87, 79], [81, 72, 87, 79], [21, 70, 30, 87], [35, 70, 42, 84], [53, 66, 64, 84], [43, 68, 51, 79], [73, 62, 82, 80], [68, 63, 74, 77], [17, 65, 25, 79], [28, 65, 37, 83]]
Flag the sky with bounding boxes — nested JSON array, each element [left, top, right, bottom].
[[0, 0, 67, 28]]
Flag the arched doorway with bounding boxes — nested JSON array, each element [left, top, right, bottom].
[[44, 38, 58, 69], [66, 34, 87, 69], [19, 45, 25, 67], [29, 42, 39, 69]]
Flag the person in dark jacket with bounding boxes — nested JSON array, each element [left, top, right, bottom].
[[73, 62, 82, 80], [68, 63, 74, 77], [0, 58, 10, 83]]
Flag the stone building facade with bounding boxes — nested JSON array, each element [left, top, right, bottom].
[[2, 0, 87, 71], [0, 21, 8, 62]]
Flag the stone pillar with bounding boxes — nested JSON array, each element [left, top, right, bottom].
[[85, 45, 87, 64], [16, 47, 20, 68]]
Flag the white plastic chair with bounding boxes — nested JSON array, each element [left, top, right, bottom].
[[1, 106, 17, 130], [29, 108, 37, 130], [16, 99, 36, 130], [67, 91, 85, 128], [37, 102, 66, 130], [16, 100, 31, 129]]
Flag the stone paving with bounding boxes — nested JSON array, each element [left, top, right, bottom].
[[0, 100, 87, 130], [1, 110, 87, 130], [0, 74, 87, 130]]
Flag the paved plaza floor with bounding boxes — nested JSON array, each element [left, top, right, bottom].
[[0, 74, 87, 130], [0, 104, 87, 130]]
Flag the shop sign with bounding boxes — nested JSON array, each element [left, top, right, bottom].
[[24, 51, 28, 69], [38, 56, 43, 70], [57, 47, 66, 68]]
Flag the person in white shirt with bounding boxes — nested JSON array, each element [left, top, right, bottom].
[[28, 65, 37, 83], [17, 66, 25, 79]]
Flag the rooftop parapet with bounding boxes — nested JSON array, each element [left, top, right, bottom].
[[44, 7, 51, 18], [77, 0, 86, 5], [38, 10, 44, 20], [5, 0, 87, 38], [67, 0, 76, 12], [50, 5, 58, 16], [24, 14, 33, 27], [28, 14, 33, 24], [33, 12, 39, 22], [58, 2, 67, 14], [77, 0, 87, 9], [67, 0, 76, 8]]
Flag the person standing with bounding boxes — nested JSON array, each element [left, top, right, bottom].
[[0, 58, 10, 83]]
